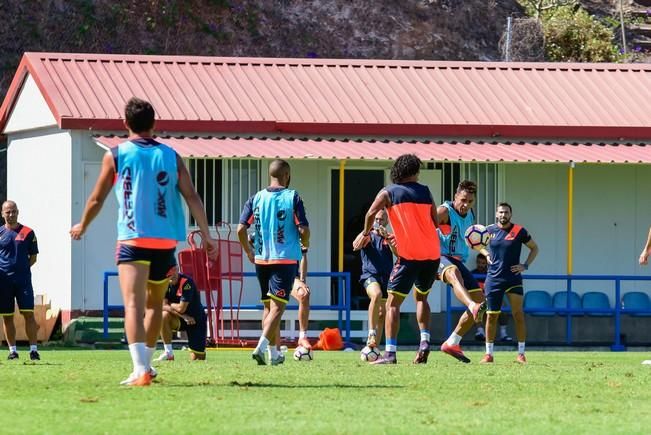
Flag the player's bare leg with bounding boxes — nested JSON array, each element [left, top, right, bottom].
[[413, 289, 432, 364], [22, 311, 40, 360], [481, 311, 499, 364], [292, 280, 311, 349], [157, 311, 179, 361], [372, 292, 403, 364], [118, 262, 152, 385], [445, 267, 486, 321], [365, 283, 383, 347], [144, 279, 168, 365], [253, 299, 286, 365], [508, 293, 527, 363], [2, 315, 18, 359]]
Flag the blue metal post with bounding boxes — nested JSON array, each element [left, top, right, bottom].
[[103, 272, 109, 339], [611, 278, 625, 351], [345, 272, 351, 342], [566, 279, 572, 345], [445, 284, 452, 336]]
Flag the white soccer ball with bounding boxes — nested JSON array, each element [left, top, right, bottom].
[[360, 345, 381, 362], [293, 345, 313, 361], [464, 224, 489, 251]]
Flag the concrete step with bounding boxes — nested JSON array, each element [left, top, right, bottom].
[[63, 317, 124, 345]]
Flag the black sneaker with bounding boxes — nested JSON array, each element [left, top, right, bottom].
[[475, 331, 486, 341], [29, 350, 40, 361], [500, 335, 513, 343], [7, 351, 19, 360]]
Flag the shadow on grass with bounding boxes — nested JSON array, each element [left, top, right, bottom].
[[161, 380, 405, 389]]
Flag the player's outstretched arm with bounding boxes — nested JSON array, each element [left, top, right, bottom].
[[353, 190, 390, 251], [176, 155, 217, 260], [70, 151, 115, 239], [639, 226, 651, 265]]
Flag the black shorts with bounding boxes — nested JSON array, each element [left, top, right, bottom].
[[438, 256, 482, 293], [255, 263, 298, 304], [115, 244, 176, 282], [178, 312, 207, 354], [0, 272, 34, 315], [361, 274, 390, 299], [387, 258, 439, 297], [485, 280, 524, 312]]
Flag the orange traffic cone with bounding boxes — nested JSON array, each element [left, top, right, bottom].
[[313, 327, 344, 351]]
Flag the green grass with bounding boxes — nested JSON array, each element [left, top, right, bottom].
[[1, 349, 651, 434]]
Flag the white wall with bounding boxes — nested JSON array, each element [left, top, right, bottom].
[[6, 129, 73, 310], [4, 75, 57, 134]]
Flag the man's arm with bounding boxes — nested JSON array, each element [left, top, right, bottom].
[[70, 151, 115, 239], [29, 255, 37, 267], [436, 204, 449, 226], [237, 223, 255, 264], [511, 238, 539, 274], [352, 190, 390, 251], [298, 251, 308, 283], [640, 226, 651, 265], [176, 155, 218, 260]]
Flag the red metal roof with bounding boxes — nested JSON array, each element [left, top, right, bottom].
[[94, 135, 651, 164], [2, 53, 651, 140]]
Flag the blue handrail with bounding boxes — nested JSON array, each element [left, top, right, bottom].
[[103, 270, 352, 342], [445, 274, 651, 351]]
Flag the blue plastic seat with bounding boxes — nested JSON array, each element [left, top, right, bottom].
[[552, 291, 582, 315], [581, 291, 612, 317], [622, 292, 651, 317], [523, 290, 554, 316]]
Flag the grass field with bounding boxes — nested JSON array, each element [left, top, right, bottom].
[[2, 348, 651, 434]]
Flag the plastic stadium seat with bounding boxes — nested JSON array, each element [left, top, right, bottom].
[[523, 290, 554, 316], [622, 292, 651, 317], [552, 291, 582, 315], [581, 291, 612, 317]]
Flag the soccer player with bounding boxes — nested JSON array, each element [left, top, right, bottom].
[[0, 200, 40, 360], [479, 203, 538, 364], [637, 226, 651, 365], [439, 180, 488, 363], [156, 266, 207, 361], [70, 97, 217, 386], [357, 209, 395, 350], [353, 154, 483, 365], [473, 253, 512, 342], [237, 159, 310, 366]]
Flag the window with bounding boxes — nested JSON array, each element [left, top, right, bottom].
[[188, 158, 222, 226], [461, 163, 500, 226], [224, 159, 262, 225]]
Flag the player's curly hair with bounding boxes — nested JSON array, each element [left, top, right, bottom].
[[390, 154, 422, 183], [125, 97, 155, 133], [456, 180, 477, 195]]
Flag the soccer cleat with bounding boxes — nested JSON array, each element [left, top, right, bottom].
[[120, 371, 153, 386], [471, 301, 487, 323], [516, 353, 527, 364], [440, 342, 471, 363], [500, 335, 513, 343], [271, 354, 285, 366], [149, 367, 158, 379], [297, 337, 312, 350], [252, 348, 266, 366], [371, 352, 397, 365], [29, 350, 40, 361], [413, 341, 430, 364], [480, 354, 494, 364], [155, 352, 175, 362], [7, 351, 19, 360], [642, 360, 651, 365]]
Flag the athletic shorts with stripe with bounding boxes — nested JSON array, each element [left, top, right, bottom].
[[115, 244, 176, 282], [0, 272, 34, 315], [361, 274, 390, 299], [484, 280, 524, 312], [438, 255, 481, 293], [255, 263, 298, 303], [388, 258, 440, 297], [177, 312, 208, 353]]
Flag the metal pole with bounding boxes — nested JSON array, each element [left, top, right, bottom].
[[619, 0, 627, 55], [505, 16, 513, 62], [567, 162, 574, 274], [338, 160, 346, 272]]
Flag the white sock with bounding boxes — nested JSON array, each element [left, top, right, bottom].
[[368, 329, 377, 338], [385, 344, 397, 352], [518, 342, 526, 354], [446, 333, 462, 346], [30, 344, 37, 352], [476, 327, 485, 335], [500, 326, 507, 337], [299, 330, 307, 339], [9, 345, 17, 353], [486, 342, 494, 355], [255, 336, 270, 354], [420, 331, 430, 342], [145, 347, 155, 368], [268, 345, 279, 360], [164, 343, 174, 354], [128, 343, 147, 376]]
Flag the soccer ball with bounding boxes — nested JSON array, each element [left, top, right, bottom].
[[360, 346, 381, 362], [293, 346, 313, 361], [464, 224, 489, 251]]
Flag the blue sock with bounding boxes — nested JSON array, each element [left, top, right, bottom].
[[420, 329, 430, 343]]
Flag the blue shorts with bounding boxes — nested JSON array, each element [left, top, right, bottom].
[[0, 272, 34, 315], [388, 258, 439, 297], [178, 312, 207, 354], [115, 245, 176, 282], [485, 280, 523, 313], [255, 263, 298, 304], [361, 274, 390, 299], [438, 256, 482, 293]]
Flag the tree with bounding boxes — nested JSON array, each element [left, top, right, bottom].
[[519, 0, 576, 19]]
